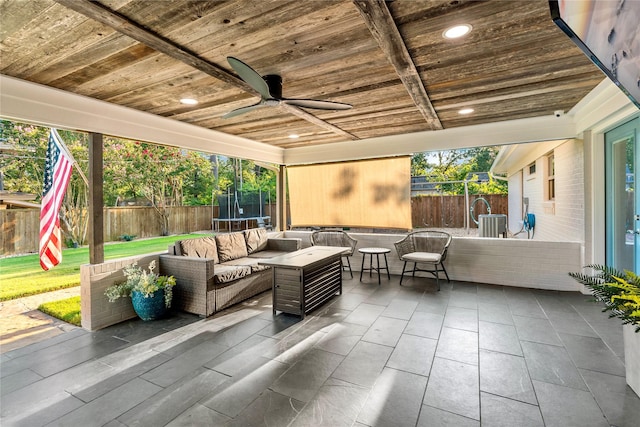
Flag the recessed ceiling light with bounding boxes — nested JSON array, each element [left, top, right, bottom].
[[288, 134, 300, 139], [458, 108, 474, 115], [180, 98, 198, 105], [443, 24, 472, 39]]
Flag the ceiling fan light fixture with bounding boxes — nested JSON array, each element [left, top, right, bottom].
[[223, 57, 352, 119], [458, 108, 474, 115], [180, 98, 198, 105], [443, 24, 472, 39]]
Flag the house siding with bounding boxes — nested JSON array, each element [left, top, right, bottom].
[[515, 140, 585, 242]]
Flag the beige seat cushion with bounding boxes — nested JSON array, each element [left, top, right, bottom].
[[247, 250, 289, 259], [216, 232, 249, 262], [222, 256, 271, 273], [179, 237, 219, 263], [402, 252, 441, 263], [244, 228, 268, 254], [213, 265, 252, 284]]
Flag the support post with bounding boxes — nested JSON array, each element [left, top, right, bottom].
[[88, 132, 104, 264], [277, 165, 288, 231]]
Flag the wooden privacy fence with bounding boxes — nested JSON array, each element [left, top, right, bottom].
[[412, 194, 508, 228], [0, 206, 215, 256], [104, 206, 215, 240], [0, 208, 40, 256], [1, 196, 507, 255]]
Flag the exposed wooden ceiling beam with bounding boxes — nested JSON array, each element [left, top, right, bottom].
[[54, 0, 358, 140], [353, 0, 443, 130], [281, 104, 358, 140], [54, 0, 253, 93]]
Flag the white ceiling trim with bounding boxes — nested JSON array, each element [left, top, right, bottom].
[[0, 75, 284, 164], [490, 79, 638, 177], [284, 115, 577, 165], [6, 75, 633, 168], [570, 78, 639, 135], [490, 139, 570, 175]]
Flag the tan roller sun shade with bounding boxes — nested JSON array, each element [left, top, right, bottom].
[[287, 156, 411, 229]]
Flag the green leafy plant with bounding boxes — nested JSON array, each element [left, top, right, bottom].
[[569, 264, 640, 332], [105, 260, 176, 308], [119, 234, 137, 241]]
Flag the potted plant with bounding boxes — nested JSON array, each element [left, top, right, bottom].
[[105, 260, 176, 321], [569, 264, 640, 397]]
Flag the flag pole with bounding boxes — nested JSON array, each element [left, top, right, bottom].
[[52, 128, 89, 187]]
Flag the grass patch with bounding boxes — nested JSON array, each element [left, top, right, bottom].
[[0, 234, 208, 301], [38, 296, 82, 326]]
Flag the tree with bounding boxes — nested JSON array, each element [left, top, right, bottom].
[[0, 120, 48, 195], [2, 119, 280, 240], [182, 154, 216, 206], [105, 140, 186, 235], [411, 147, 507, 195], [411, 153, 428, 176], [210, 157, 277, 209], [0, 121, 89, 246]]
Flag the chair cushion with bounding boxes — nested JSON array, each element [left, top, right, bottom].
[[221, 256, 271, 273], [247, 250, 290, 259], [179, 237, 219, 263], [213, 265, 252, 284], [244, 228, 268, 254], [216, 232, 249, 262], [402, 252, 441, 263]]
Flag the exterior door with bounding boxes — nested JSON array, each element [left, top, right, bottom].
[[606, 117, 640, 272]]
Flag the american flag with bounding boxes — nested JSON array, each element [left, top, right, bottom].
[[39, 129, 73, 271]]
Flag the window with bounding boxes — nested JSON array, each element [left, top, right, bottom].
[[546, 154, 555, 201], [528, 163, 536, 175]]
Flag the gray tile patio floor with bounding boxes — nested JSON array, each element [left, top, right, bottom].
[[1, 274, 639, 427]]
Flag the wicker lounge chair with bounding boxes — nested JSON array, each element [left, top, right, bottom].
[[394, 230, 452, 290], [310, 230, 358, 278]]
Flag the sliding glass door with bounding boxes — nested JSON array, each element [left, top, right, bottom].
[[606, 117, 640, 272]]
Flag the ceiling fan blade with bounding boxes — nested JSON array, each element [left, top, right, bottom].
[[283, 98, 352, 111], [227, 57, 271, 99], [222, 102, 268, 119]]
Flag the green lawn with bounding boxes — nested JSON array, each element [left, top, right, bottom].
[[0, 234, 209, 301], [38, 296, 82, 326]]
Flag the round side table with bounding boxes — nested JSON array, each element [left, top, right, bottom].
[[359, 247, 391, 284]]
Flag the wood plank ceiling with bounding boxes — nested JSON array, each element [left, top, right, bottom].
[[0, 0, 605, 149]]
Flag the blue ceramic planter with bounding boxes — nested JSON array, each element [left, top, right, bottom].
[[131, 290, 167, 321]]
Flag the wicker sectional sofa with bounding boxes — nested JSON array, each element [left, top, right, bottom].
[[159, 228, 301, 317]]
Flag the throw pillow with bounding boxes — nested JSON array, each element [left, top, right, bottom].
[[216, 232, 249, 262], [244, 228, 268, 254], [180, 237, 219, 263]]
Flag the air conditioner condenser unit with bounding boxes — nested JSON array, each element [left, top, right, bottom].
[[478, 214, 507, 238]]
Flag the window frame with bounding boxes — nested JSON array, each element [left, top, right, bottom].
[[545, 153, 555, 201]]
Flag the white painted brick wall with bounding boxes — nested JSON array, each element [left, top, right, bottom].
[[80, 233, 583, 330], [520, 140, 584, 242], [446, 237, 581, 291], [282, 232, 582, 292]]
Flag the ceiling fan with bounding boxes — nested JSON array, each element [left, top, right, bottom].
[[222, 57, 352, 119]]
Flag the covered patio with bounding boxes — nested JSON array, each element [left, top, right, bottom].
[[3, 274, 639, 426], [2, 0, 640, 425]]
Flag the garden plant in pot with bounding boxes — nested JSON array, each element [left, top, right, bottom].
[[570, 264, 640, 397], [105, 260, 176, 321]]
